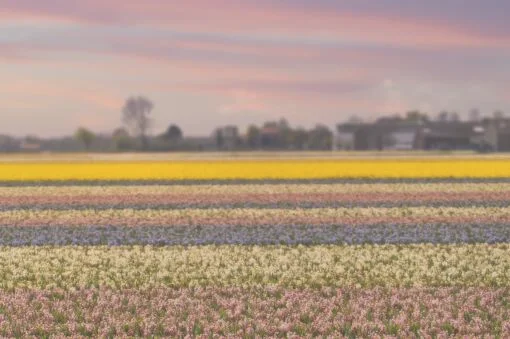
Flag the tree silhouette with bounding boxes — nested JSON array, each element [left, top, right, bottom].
[[74, 127, 95, 150], [122, 96, 153, 150], [162, 124, 183, 142], [246, 125, 260, 148]]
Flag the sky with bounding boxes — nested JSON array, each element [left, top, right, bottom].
[[1, 0, 510, 137]]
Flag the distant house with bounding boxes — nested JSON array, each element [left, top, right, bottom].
[[384, 124, 423, 150], [336, 119, 503, 152], [335, 124, 359, 150], [483, 119, 510, 152], [420, 122, 482, 151], [20, 140, 41, 152], [182, 136, 216, 151], [336, 121, 423, 151]]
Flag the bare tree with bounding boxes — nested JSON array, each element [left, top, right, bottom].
[[122, 96, 154, 150]]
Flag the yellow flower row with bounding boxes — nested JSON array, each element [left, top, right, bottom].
[[1, 158, 510, 181], [1, 182, 510, 196], [0, 244, 508, 289]]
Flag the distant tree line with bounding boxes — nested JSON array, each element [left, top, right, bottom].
[[74, 96, 184, 152], [240, 118, 333, 151], [0, 95, 506, 153], [76, 96, 336, 152], [349, 109, 506, 125]]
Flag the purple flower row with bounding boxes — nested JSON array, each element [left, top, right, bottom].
[[0, 223, 509, 246]]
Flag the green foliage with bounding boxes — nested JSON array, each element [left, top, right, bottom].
[[74, 127, 95, 150]]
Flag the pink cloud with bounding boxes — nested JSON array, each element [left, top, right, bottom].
[[0, 44, 35, 62], [2, 1, 508, 136], [218, 90, 267, 115], [3, 0, 509, 49], [3, 26, 507, 115], [4, 29, 505, 88], [1, 80, 122, 111]]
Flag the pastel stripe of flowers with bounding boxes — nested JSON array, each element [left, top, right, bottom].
[[0, 287, 507, 337], [1, 207, 510, 227], [3, 156, 510, 337], [2, 191, 510, 210], [1, 223, 510, 246], [2, 183, 510, 196], [0, 244, 509, 289]]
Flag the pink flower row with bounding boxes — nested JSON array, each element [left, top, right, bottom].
[[0, 213, 508, 227], [0, 287, 508, 337], [1, 191, 510, 207]]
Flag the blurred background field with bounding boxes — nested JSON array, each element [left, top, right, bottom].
[[0, 150, 502, 162]]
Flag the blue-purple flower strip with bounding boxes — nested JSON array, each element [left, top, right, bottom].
[[0, 223, 509, 246]]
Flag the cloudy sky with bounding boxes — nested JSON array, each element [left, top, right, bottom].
[[1, 0, 509, 137]]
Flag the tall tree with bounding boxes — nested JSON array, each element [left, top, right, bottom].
[[308, 125, 332, 150], [74, 127, 95, 150], [246, 125, 261, 149], [162, 124, 183, 142], [215, 129, 224, 149], [122, 96, 153, 150]]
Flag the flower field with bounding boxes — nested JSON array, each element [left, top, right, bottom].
[[3, 157, 510, 181], [1, 155, 510, 337]]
